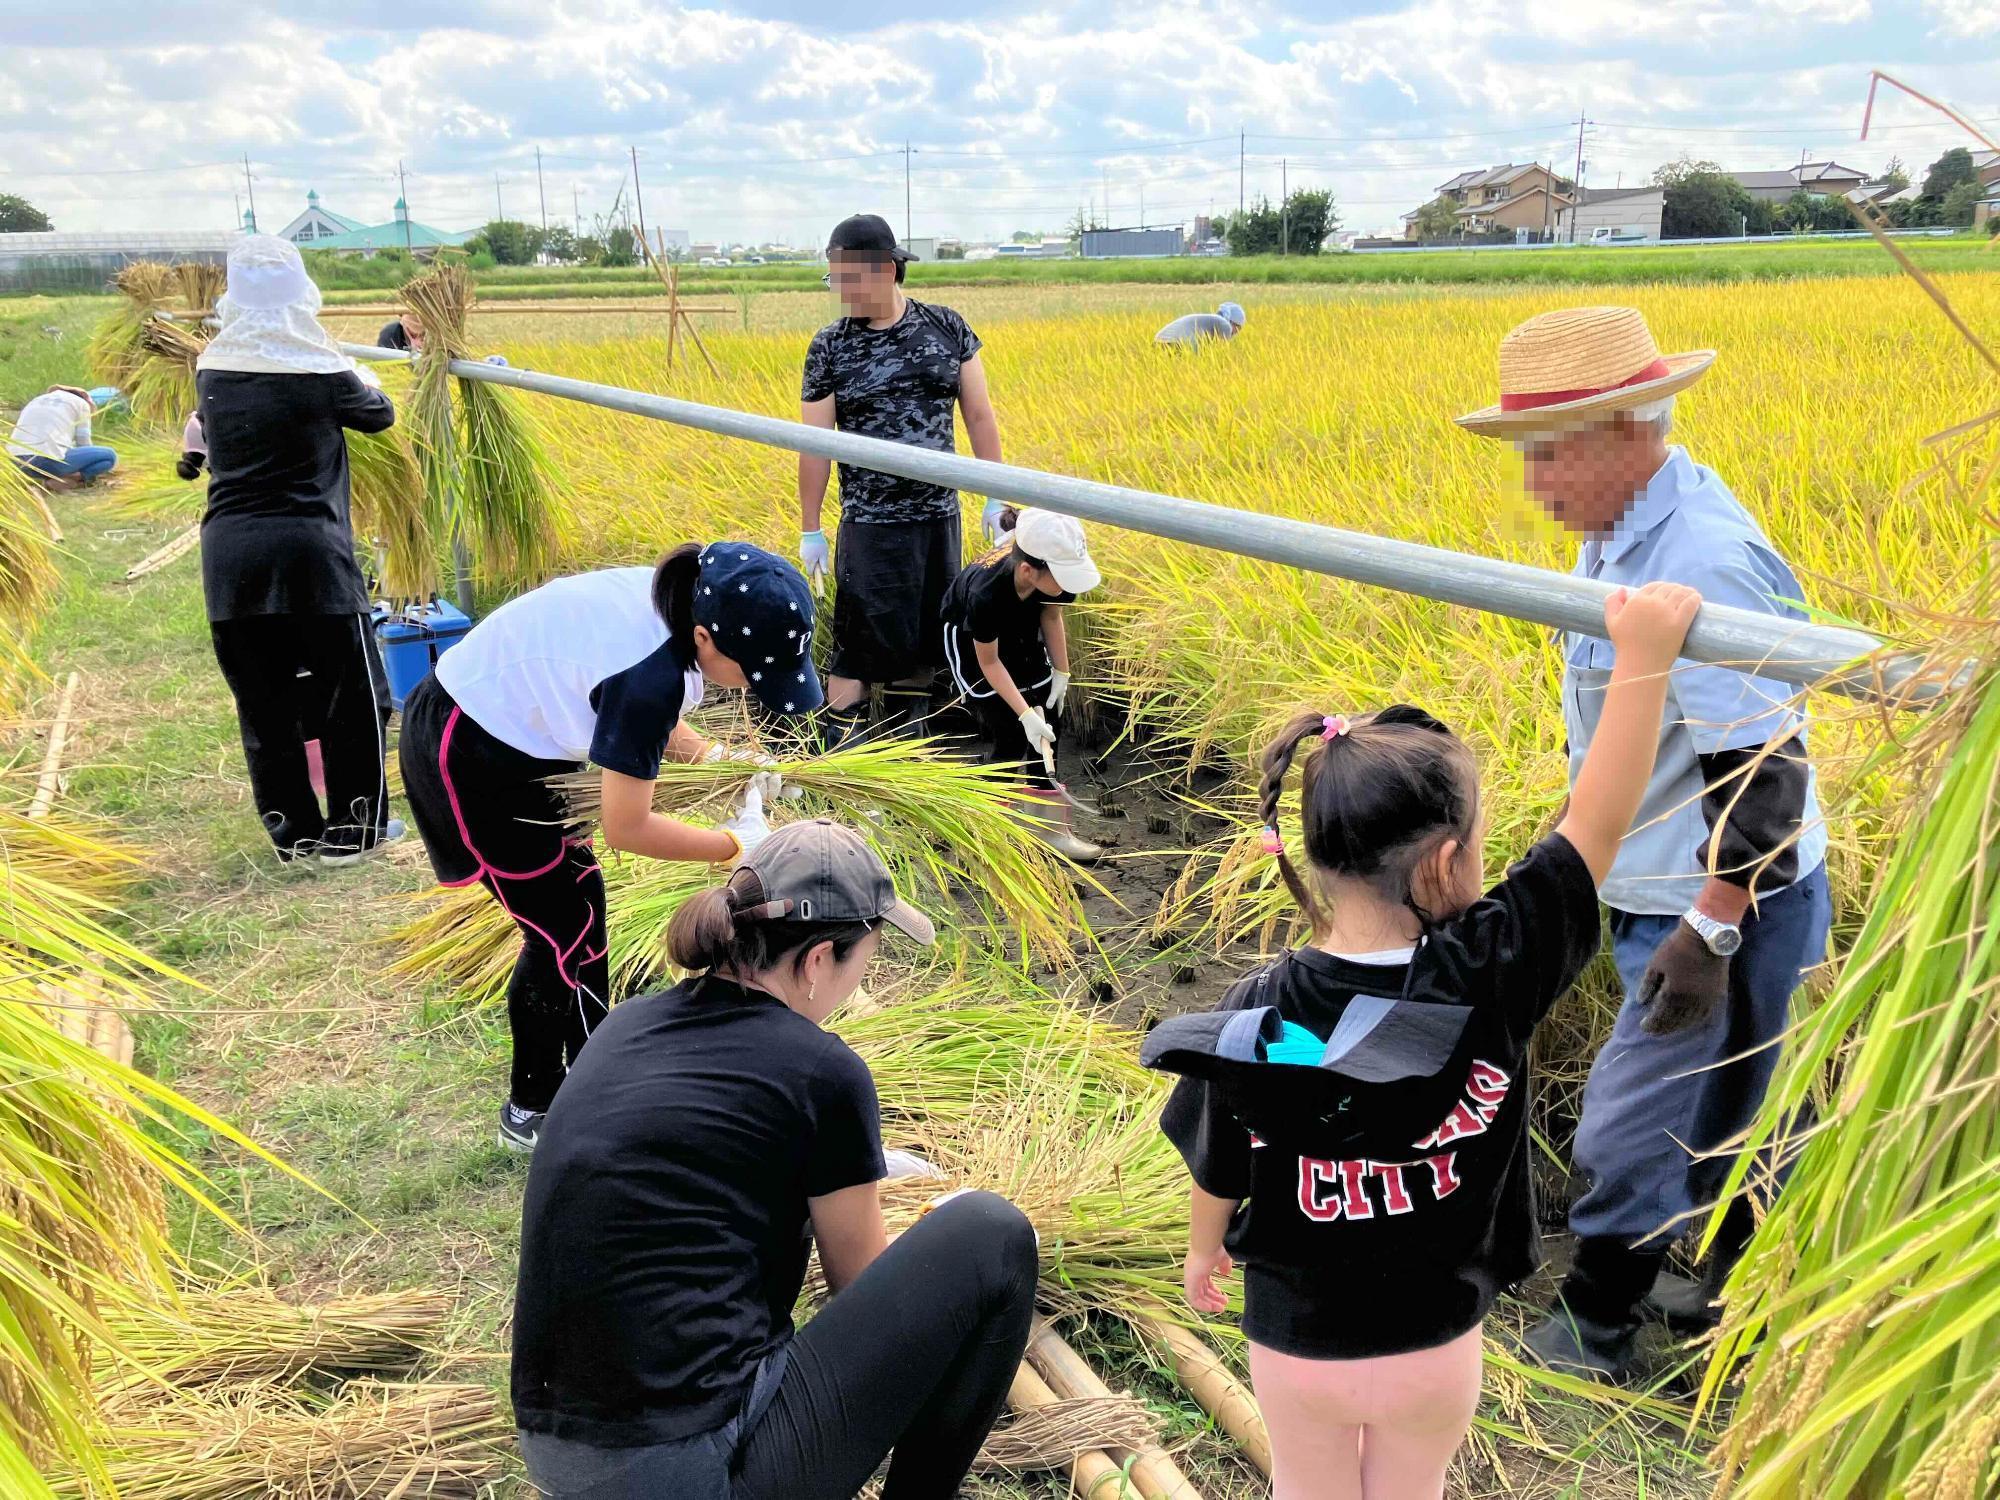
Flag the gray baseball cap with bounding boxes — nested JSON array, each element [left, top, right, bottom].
[[736, 819, 935, 944]]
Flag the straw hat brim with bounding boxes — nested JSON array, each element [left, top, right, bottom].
[[1454, 350, 1715, 438]]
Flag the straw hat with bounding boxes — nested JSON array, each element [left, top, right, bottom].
[[1455, 306, 1714, 438]]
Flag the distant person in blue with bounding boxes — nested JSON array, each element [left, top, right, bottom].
[[1457, 306, 1832, 1383], [1155, 302, 1246, 348], [6, 384, 118, 486]]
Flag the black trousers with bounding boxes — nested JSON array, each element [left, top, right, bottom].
[[520, 1191, 1040, 1500], [398, 675, 609, 1112], [972, 679, 1057, 794], [209, 613, 391, 858]]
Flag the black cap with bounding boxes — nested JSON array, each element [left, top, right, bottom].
[[736, 819, 935, 944], [695, 541, 824, 716], [826, 213, 914, 262], [1144, 999, 1478, 1161]]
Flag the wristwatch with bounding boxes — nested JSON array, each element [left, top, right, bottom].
[[1683, 908, 1743, 957]]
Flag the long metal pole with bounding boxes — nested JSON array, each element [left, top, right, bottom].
[[242, 154, 258, 232], [336, 340, 1938, 703], [536, 147, 548, 238]]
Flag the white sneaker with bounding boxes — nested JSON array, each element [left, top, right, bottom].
[[319, 818, 407, 868]]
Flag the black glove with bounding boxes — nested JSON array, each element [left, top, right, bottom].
[[175, 452, 205, 481], [1636, 921, 1731, 1035]]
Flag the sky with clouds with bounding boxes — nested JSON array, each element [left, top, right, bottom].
[[5, 0, 1997, 244]]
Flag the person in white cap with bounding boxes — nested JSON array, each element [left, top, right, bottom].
[[195, 234, 402, 867], [939, 506, 1103, 862], [1457, 305, 1831, 1382], [1154, 301, 1246, 348], [7, 383, 118, 487]]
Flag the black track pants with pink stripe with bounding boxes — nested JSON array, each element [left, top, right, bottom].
[[399, 673, 609, 1112]]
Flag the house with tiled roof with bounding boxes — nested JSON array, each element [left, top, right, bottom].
[[1731, 161, 1869, 202], [1403, 163, 1574, 241]]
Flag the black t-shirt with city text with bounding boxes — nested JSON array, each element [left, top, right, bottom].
[[512, 976, 885, 1447], [1161, 834, 1600, 1359], [940, 546, 1073, 697], [801, 299, 981, 524]]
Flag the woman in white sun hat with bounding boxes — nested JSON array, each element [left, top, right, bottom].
[[195, 234, 401, 868], [939, 506, 1103, 862]]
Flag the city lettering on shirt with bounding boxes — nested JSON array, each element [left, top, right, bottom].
[[1251, 1059, 1511, 1224]]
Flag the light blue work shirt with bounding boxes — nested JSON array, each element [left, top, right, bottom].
[[1562, 447, 1828, 915]]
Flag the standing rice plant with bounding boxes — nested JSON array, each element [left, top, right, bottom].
[[400, 264, 566, 591]]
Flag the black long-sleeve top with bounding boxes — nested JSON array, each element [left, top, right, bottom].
[[195, 369, 395, 622]]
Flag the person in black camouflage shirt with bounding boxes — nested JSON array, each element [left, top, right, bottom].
[[799, 213, 1005, 748]]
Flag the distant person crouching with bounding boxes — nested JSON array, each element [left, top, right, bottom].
[[7, 384, 118, 487], [1155, 302, 1246, 348]]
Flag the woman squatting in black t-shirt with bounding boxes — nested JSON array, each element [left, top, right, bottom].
[[511, 819, 1038, 1500], [1149, 580, 1701, 1499]]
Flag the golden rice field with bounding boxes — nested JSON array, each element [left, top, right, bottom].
[[455, 274, 1992, 1075]]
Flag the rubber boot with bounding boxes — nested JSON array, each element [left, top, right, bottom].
[[817, 702, 870, 754], [1645, 1196, 1755, 1336], [1016, 790, 1102, 864], [877, 684, 936, 741], [1522, 1238, 1665, 1383]]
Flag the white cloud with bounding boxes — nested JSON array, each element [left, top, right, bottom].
[[2, 0, 1991, 242]]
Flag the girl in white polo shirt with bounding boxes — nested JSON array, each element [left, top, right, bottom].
[[398, 541, 821, 1151]]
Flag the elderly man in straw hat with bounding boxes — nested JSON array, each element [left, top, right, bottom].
[[1458, 306, 1832, 1381]]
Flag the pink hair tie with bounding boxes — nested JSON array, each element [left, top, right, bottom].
[[1322, 714, 1350, 741], [1259, 827, 1284, 857]]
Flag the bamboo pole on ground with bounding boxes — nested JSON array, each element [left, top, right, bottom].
[[1008, 1362, 1139, 1499], [1135, 1318, 1272, 1479], [28, 671, 80, 820], [1027, 1320, 1206, 1500], [123, 522, 201, 581]]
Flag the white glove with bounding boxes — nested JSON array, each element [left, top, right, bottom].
[[718, 779, 771, 857], [1046, 671, 1071, 714], [982, 499, 1009, 546], [800, 530, 831, 589], [1018, 707, 1057, 774], [484, 354, 510, 367]]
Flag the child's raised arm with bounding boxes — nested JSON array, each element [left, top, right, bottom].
[[1557, 581, 1701, 885]]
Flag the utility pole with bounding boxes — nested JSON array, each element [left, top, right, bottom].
[[630, 146, 649, 255], [241, 154, 258, 232], [535, 147, 549, 238], [397, 160, 412, 256], [903, 141, 914, 241], [1570, 111, 1587, 243], [1239, 131, 1246, 217], [1103, 165, 1110, 228], [494, 172, 504, 221], [1542, 160, 1552, 242], [1138, 180, 1145, 227], [573, 186, 582, 240], [1281, 157, 1289, 254]]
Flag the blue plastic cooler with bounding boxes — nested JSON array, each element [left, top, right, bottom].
[[373, 600, 473, 711]]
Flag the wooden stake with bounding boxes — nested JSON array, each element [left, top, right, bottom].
[[124, 522, 201, 582], [28, 671, 81, 821], [1008, 1363, 1140, 1499], [1027, 1320, 1206, 1500], [1136, 1319, 1272, 1479]]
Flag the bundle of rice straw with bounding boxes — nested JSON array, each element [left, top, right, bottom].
[[100, 1289, 449, 1392], [400, 263, 566, 590], [62, 1380, 509, 1499]]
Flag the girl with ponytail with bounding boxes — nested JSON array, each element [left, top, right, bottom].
[[1144, 581, 1703, 1499]]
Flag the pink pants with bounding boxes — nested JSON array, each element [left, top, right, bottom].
[[1249, 1323, 1485, 1500]]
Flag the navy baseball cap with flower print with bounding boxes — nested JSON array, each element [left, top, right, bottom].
[[696, 541, 824, 716]]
